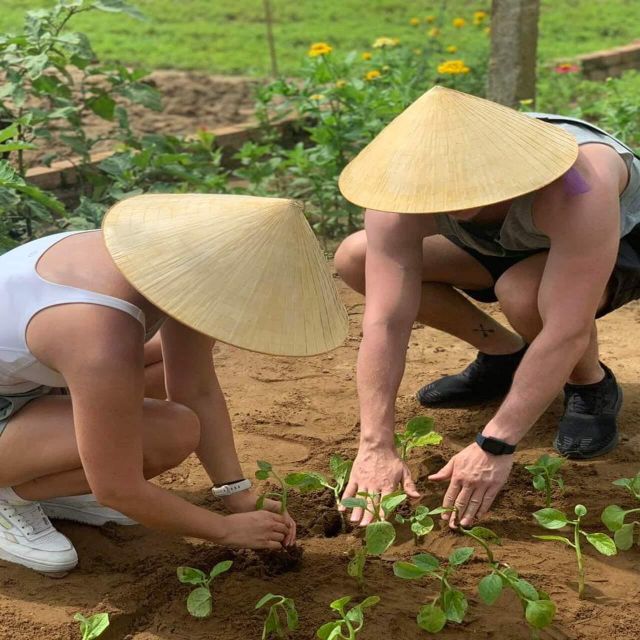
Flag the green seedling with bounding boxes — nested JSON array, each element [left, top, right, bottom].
[[316, 596, 380, 640], [256, 460, 288, 514], [74, 612, 110, 640], [533, 505, 616, 598], [461, 525, 556, 638], [347, 546, 367, 591], [393, 548, 474, 633], [601, 471, 640, 550], [256, 594, 298, 640], [394, 416, 442, 461], [285, 454, 353, 504], [525, 454, 566, 508], [176, 560, 233, 618], [396, 505, 451, 545]]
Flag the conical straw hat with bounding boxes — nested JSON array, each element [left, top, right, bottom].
[[339, 86, 579, 213], [102, 194, 349, 356]]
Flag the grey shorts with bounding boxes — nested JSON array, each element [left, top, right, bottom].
[[0, 386, 52, 437]]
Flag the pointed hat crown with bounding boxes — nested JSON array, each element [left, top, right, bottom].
[[339, 86, 579, 213], [103, 194, 349, 356]]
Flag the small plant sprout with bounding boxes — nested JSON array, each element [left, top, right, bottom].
[[347, 546, 367, 591], [461, 525, 556, 637], [316, 596, 380, 640], [74, 612, 110, 640], [525, 454, 566, 508], [601, 471, 640, 550], [533, 505, 617, 598], [176, 560, 233, 618], [255, 460, 288, 514], [394, 416, 442, 461], [396, 505, 450, 545], [393, 548, 474, 633], [255, 594, 298, 640], [285, 454, 353, 504]]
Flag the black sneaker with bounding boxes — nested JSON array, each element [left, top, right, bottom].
[[554, 363, 622, 459], [416, 345, 527, 408]]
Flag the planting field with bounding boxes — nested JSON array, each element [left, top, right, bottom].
[[0, 278, 638, 640]]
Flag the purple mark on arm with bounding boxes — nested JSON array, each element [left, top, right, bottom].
[[562, 166, 591, 196]]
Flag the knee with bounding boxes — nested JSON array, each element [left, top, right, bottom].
[[334, 232, 366, 292], [494, 273, 540, 333]]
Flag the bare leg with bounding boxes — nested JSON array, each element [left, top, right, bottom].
[[0, 395, 200, 500], [335, 231, 524, 354], [144, 333, 167, 399]]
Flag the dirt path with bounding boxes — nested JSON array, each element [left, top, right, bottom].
[[1, 278, 639, 640]]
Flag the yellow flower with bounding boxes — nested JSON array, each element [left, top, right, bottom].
[[409, 17, 420, 26], [437, 59, 471, 75], [473, 11, 488, 25], [452, 17, 466, 28], [361, 51, 372, 60], [373, 36, 399, 48], [365, 69, 382, 81], [446, 45, 458, 53], [308, 42, 333, 57], [335, 79, 347, 88], [427, 27, 440, 38], [425, 15, 436, 24], [310, 93, 324, 101]]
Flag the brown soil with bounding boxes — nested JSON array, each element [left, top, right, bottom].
[[1, 280, 640, 640]]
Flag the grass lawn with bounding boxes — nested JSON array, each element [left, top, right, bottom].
[[0, 1, 638, 75]]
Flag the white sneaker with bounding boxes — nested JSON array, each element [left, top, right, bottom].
[[40, 494, 137, 527], [0, 499, 78, 574]]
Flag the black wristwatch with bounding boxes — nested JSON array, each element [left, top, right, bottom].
[[475, 434, 517, 455]]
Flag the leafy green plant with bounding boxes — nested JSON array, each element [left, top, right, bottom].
[[525, 454, 565, 508], [176, 560, 233, 618], [255, 460, 289, 514], [284, 454, 353, 505], [601, 471, 640, 551], [396, 505, 450, 545], [394, 416, 442, 462], [461, 525, 556, 637], [533, 505, 616, 598], [393, 548, 474, 633], [316, 596, 380, 640], [255, 594, 298, 640], [74, 612, 110, 640]]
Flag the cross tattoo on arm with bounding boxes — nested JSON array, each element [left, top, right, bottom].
[[473, 323, 495, 338]]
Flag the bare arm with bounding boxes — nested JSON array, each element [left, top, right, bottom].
[[341, 209, 437, 524]]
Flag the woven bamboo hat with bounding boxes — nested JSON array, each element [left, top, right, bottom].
[[339, 86, 579, 213], [102, 194, 349, 356]]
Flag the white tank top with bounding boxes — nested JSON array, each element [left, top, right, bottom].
[[0, 231, 162, 394]]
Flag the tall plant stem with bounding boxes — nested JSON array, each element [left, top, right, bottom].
[[262, 0, 279, 77], [574, 521, 585, 599], [461, 527, 494, 564]]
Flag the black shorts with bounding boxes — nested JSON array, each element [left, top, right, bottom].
[[448, 225, 640, 318]]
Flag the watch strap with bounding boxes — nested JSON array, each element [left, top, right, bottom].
[[475, 433, 516, 455], [212, 478, 252, 497]]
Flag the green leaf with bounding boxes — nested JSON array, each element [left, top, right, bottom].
[[393, 561, 429, 580], [413, 553, 440, 572], [532, 475, 547, 491], [256, 470, 270, 481], [533, 534, 574, 547], [515, 580, 539, 601], [255, 593, 279, 609], [533, 508, 569, 529], [186, 587, 212, 618], [411, 517, 435, 537], [347, 548, 366, 583], [448, 546, 474, 566], [359, 596, 380, 609], [329, 455, 352, 490], [263, 607, 279, 639], [284, 472, 326, 492], [584, 532, 617, 556], [0, 124, 19, 144], [416, 604, 447, 633], [93, 0, 146, 20], [614, 522, 636, 551], [412, 432, 443, 447], [601, 505, 627, 531], [478, 573, 503, 605], [575, 504, 587, 517], [405, 416, 435, 436], [466, 526, 501, 544], [176, 566, 206, 585], [365, 521, 396, 555], [120, 83, 162, 111], [525, 599, 556, 629], [380, 491, 407, 516], [210, 560, 232, 578], [257, 460, 272, 472], [329, 596, 351, 613], [443, 589, 468, 623], [341, 497, 367, 510], [87, 93, 116, 120], [74, 612, 110, 640], [316, 621, 341, 640], [284, 599, 299, 630]]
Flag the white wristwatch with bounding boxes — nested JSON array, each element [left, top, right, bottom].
[[211, 479, 252, 497]]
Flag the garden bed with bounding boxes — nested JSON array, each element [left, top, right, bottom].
[[0, 279, 639, 640]]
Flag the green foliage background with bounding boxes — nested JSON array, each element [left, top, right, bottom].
[[0, 0, 638, 75]]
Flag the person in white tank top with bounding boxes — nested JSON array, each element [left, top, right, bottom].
[[0, 194, 347, 575]]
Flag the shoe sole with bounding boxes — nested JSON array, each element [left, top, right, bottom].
[[553, 384, 623, 460], [416, 390, 508, 409], [40, 503, 136, 527], [0, 546, 77, 575]]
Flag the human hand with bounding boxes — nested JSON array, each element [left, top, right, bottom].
[[429, 442, 513, 528], [339, 445, 420, 526], [222, 490, 296, 547], [217, 510, 292, 550]]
